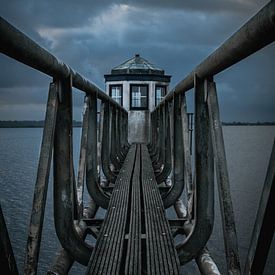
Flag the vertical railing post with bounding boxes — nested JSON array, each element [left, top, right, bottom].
[[125, 111, 130, 148], [110, 106, 121, 171], [149, 111, 156, 153], [162, 95, 185, 208], [24, 81, 58, 275], [53, 75, 91, 265], [116, 109, 125, 161], [194, 75, 214, 229], [76, 96, 89, 220], [168, 99, 174, 185], [122, 111, 129, 150], [160, 104, 166, 168], [153, 105, 165, 171], [176, 74, 214, 264], [156, 102, 172, 183], [207, 80, 241, 274], [86, 97, 110, 209], [151, 110, 159, 162], [187, 113, 194, 155], [150, 109, 160, 161], [180, 94, 194, 218], [101, 102, 116, 183]]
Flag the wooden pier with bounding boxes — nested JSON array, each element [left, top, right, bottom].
[[87, 144, 180, 274], [0, 2, 275, 274]]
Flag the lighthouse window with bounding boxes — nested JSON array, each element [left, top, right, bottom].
[[130, 84, 148, 110], [155, 85, 166, 106], [110, 85, 123, 105]]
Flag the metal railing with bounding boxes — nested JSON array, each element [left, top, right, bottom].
[[148, 1, 275, 274], [0, 16, 129, 274]]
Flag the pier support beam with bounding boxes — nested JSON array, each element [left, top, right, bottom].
[[24, 81, 58, 275]]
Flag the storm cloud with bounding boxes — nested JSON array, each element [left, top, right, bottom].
[[0, 0, 274, 121]]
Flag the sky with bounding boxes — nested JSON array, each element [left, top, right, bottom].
[[0, 0, 274, 122]]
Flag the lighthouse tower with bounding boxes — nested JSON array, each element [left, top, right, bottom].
[[104, 54, 171, 144]]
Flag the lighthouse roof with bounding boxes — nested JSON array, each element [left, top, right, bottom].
[[111, 54, 164, 75], [104, 54, 171, 82]]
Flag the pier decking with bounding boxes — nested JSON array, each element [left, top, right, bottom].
[[87, 144, 179, 274]]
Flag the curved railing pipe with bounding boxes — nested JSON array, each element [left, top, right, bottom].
[[53, 76, 92, 265], [86, 96, 110, 210], [176, 75, 214, 265]]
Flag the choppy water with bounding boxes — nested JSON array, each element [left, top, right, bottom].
[[0, 126, 274, 274]]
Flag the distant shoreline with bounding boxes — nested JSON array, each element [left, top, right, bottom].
[[222, 122, 275, 126], [0, 120, 274, 128], [0, 121, 82, 128]]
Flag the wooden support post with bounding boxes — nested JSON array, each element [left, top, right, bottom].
[[162, 95, 184, 208], [110, 107, 121, 170], [86, 96, 110, 209], [101, 102, 117, 183], [168, 100, 174, 183], [180, 93, 194, 219], [148, 112, 156, 153], [176, 74, 214, 264], [150, 109, 160, 161], [207, 80, 241, 274], [118, 109, 127, 158], [53, 76, 91, 265], [76, 96, 89, 220], [24, 81, 58, 275], [153, 105, 165, 172], [156, 102, 172, 184], [244, 138, 275, 275], [121, 110, 129, 152]]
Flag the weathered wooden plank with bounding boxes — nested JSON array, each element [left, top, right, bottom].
[[141, 144, 180, 274], [125, 145, 141, 274], [86, 145, 137, 274], [87, 144, 180, 274]]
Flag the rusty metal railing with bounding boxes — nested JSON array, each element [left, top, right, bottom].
[[0, 16, 129, 274], [149, 1, 275, 274]]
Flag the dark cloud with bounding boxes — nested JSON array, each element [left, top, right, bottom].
[[126, 0, 267, 15], [0, 0, 274, 121]]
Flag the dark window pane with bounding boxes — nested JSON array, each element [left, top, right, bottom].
[[155, 86, 166, 106], [130, 85, 148, 110], [110, 85, 122, 105]]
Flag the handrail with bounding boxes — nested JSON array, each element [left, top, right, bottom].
[[149, 2, 275, 273], [155, 0, 275, 109], [0, 16, 126, 113], [0, 15, 130, 273]]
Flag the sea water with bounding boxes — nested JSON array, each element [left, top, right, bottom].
[[0, 126, 274, 274]]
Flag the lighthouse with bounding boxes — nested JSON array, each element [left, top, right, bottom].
[[104, 54, 171, 143]]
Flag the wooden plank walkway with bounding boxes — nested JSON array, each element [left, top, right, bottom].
[[86, 144, 180, 274]]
